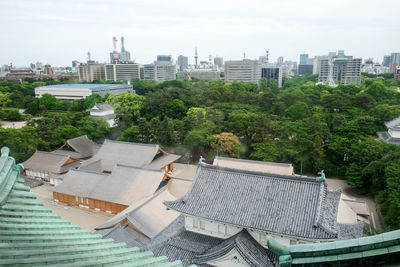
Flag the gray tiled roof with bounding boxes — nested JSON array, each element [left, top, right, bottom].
[[194, 230, 277, 267], [384, 116, 400, 129], [165, 164, 343, 240], [91, 103, 114, 112], [338, 221, 365, 240], [80, 140, 181, 172], [144, 217, 277, 267], [22, 151, 79, 174], [52, 164, 164, 206], [65, 135, 99, 158], [144, 217, 223, 267]]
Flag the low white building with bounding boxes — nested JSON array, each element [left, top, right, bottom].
[[89, 103, 116, 127], [35, 84, 134, 100], [377, 116, 400, 144]]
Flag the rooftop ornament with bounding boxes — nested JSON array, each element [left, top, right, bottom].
[[199, 156, 206, 167], [1, 147, 10, 157], [316, 170, 326, 182]]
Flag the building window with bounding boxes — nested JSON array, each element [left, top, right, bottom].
[[200, 221, 205, 230]]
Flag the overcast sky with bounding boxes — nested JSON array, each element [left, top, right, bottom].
[[1, 0, 399, 67]]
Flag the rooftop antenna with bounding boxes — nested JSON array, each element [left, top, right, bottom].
[[243, 52, 246, 59], [209, 55, 213, 69], [121, 36, 125, 52], [266, 50, 270, 64], [87, 51, 91, 61]]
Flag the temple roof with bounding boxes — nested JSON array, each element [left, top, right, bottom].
[[144, 216, 277, 267], [52, 164, 164, 206], [385, 116, 400, 129], [165, 164, 359, 240], [96, 187, 180, 238], [213, 156, 294, 175], [377, 131, 400, 144], [0, 147, 183, 266], [22, 151, 78, 174], [57, 135, 100, 159], [80, 139, 180, 172]]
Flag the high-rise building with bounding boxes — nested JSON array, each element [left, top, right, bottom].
[[105, 63, 140, 81], [383, 55, 391, 67], [214, 57, 224, 68], [143, 62, 176, 82], [390, 53, 400, 66], [298, 64, 313, 75], [261, 67, 282, 88], [194, 47, 198, 68], [72, 60, 80, 68], [277, 56, 284, 66], [299, 54, 309, 65], [224, 59, 261, 83], [177, 55, 188, 71], [78, 63, 105, 82], [319, 51, 362, 85]]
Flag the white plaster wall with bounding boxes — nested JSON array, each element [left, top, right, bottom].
[[90, 110, 114, 116], [185, 216, 242, 239], [389, 129, 400, 138]]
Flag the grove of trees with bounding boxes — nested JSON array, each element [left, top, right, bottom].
[[1, 74, 400, 229]]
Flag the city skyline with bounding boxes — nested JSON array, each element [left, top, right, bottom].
[[1, 0, 399, 67]]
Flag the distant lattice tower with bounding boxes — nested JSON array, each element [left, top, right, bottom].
[[209, 55, 213, 69]]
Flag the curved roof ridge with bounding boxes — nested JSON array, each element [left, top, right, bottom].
[[206, 163, 317, 183], [104, 139, 159, 148], [215, 156, 293, 167]]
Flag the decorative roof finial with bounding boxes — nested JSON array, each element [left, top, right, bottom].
[[199, 156, 206, 166], [1, 147, 10, 157], [316, 170, 326, 182]]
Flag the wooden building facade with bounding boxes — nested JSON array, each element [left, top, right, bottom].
[[53, 191, 128, 214]]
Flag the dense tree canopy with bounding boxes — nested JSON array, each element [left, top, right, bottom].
[[1, 74, 400, 228]]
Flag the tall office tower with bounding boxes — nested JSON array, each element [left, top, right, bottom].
[[177, 55, 188, 71], [313, 56, 328, 75], [299, 54, 309, 65], [105, 63, 140, 81], [391, 53, 400, 65], [143, 62, 176, 82], [262, 67, 282, 88], [319, 50, 362, 85], [277, 56, 284, 66], [214, 57, 224, 68], [259, 56, 267, 66], [119, 36, 131, 62], [195, 47, 198, 68], [383, 55, 391, 67], [224, 59, 261, 83], [78, 63, 106, 82]]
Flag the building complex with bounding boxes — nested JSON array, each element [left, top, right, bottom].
[[224, 59, 261, 83]]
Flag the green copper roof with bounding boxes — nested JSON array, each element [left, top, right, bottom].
[[0, 147, 184, 266], [269, 228, 400, 266]]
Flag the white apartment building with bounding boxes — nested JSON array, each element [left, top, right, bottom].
[[105, 63, 140, 81]]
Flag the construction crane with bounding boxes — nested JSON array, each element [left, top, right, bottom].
[[112, 37, 119, 63]]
